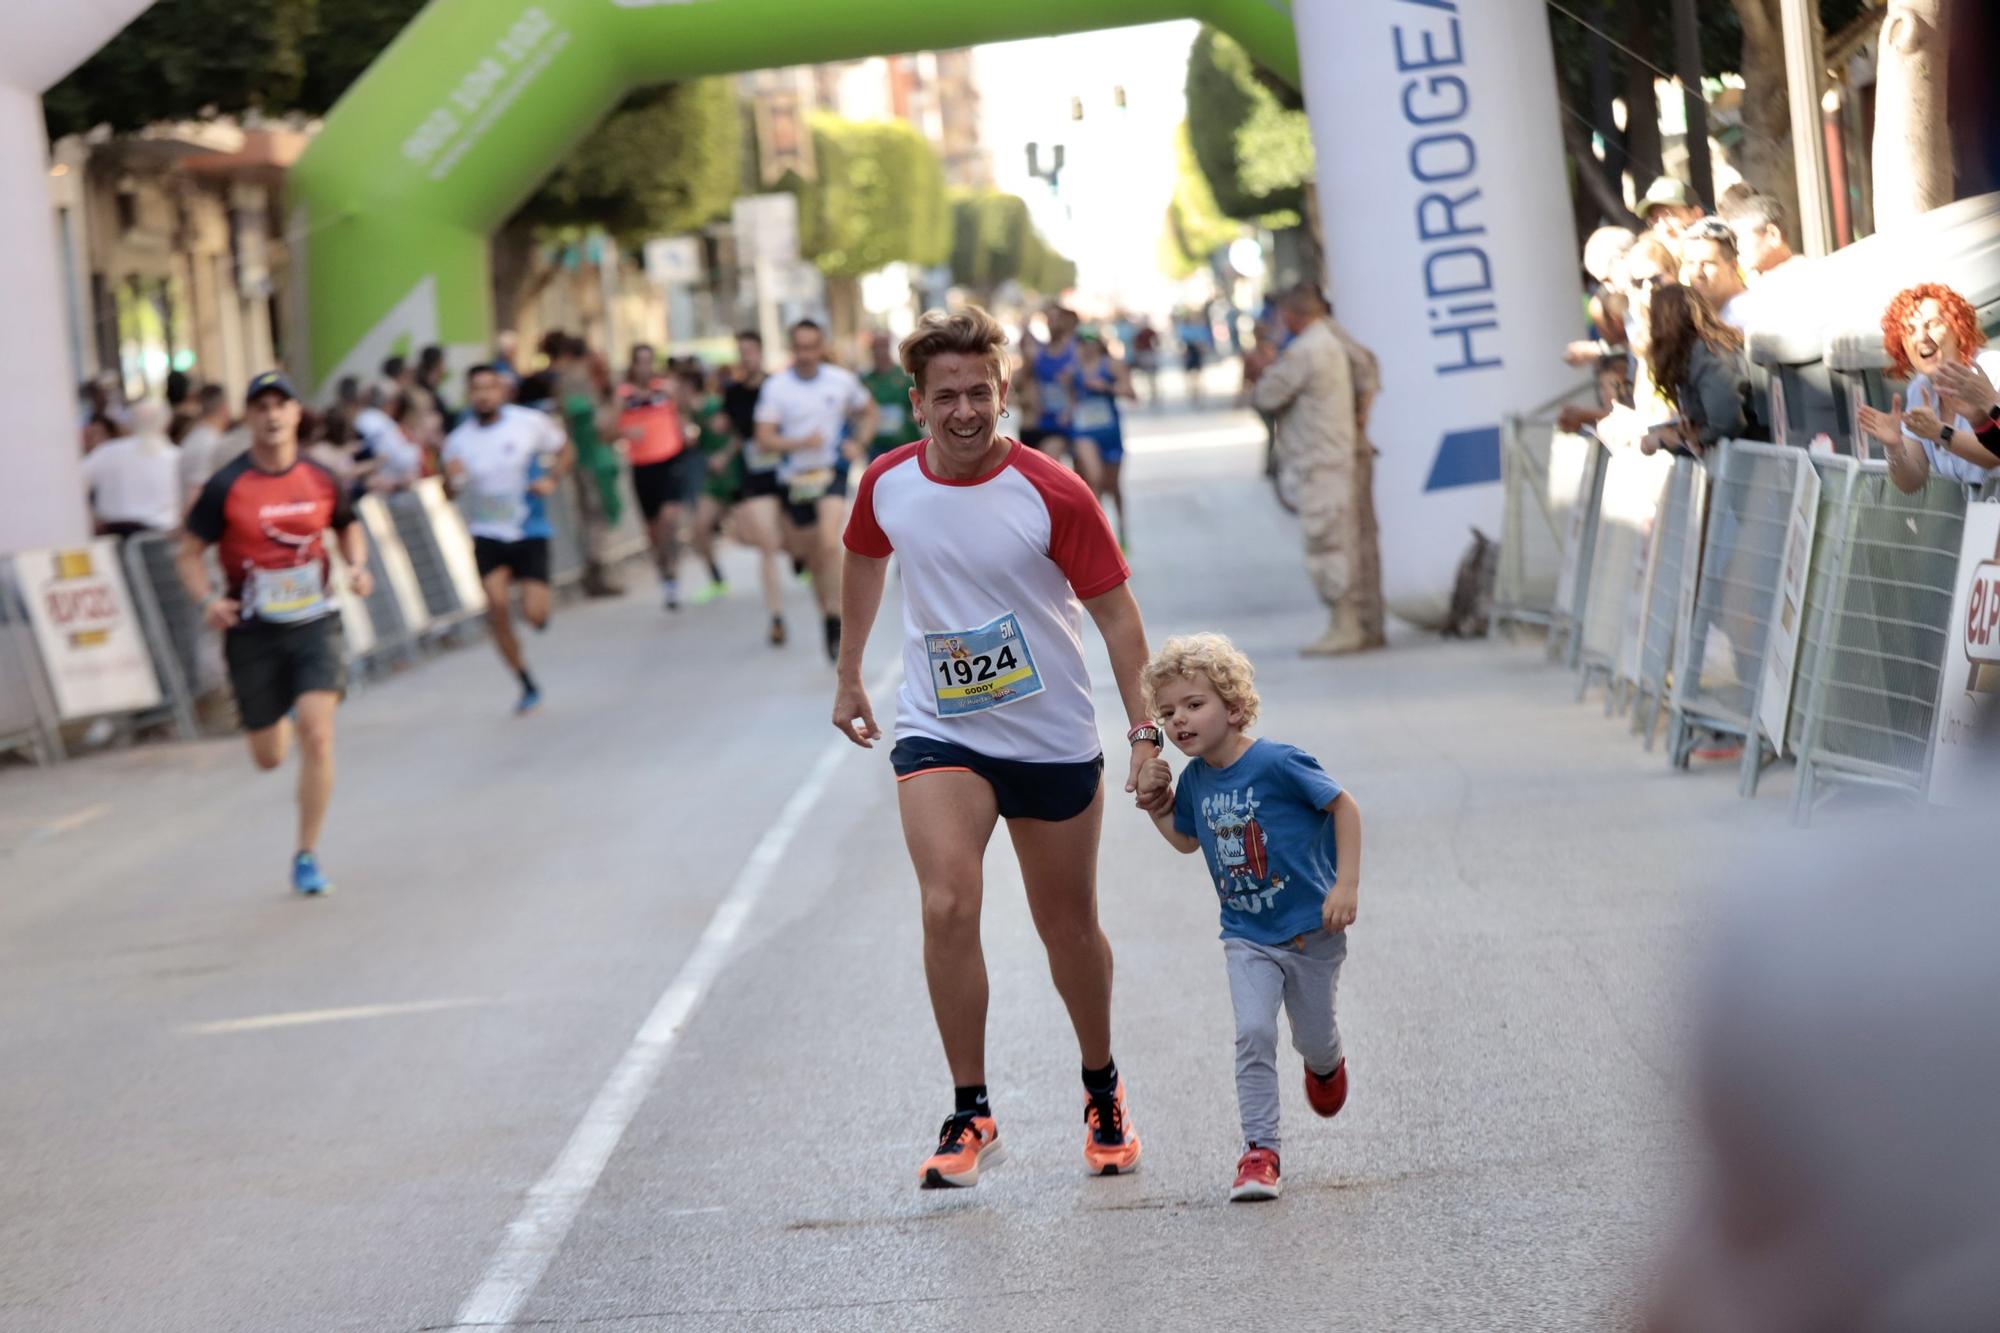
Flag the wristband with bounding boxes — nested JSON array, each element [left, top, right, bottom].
[[1127, 723, 1163, 746]]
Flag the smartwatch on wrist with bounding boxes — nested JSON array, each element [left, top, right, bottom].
[[1941, 425, 1956, 446], [1127, 723, 1163, 747]]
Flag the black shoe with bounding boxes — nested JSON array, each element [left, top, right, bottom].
[[770, 615, 787, 647], [823, 615, 842, 663]]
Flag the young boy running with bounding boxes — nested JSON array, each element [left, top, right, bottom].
[[1135, 633, 1362, 1201]]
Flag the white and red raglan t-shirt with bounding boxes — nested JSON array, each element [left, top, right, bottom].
[[844, 439, 1130, 763]]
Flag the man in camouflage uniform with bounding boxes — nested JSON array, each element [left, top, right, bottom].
[[1251, 285, 1386, 654]]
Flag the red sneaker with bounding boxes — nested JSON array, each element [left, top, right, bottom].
[[1230, 1146, 1282, 1201], [1304, 1058, 1348, 1118], [918, 1113, 1005, 1189]]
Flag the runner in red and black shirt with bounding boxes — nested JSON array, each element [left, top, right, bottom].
[[179, 371, 373, 896]]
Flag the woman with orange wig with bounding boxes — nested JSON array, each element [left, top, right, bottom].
[[1856, 283, 2000, 493]]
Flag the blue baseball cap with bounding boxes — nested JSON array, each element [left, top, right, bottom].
[[245, 370, 298, 404]]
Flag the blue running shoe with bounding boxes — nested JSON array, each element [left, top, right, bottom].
[[516, 685, 541, 716], [292, 851, 331, 896]]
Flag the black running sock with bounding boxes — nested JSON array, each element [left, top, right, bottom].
[[518, 669, 537, 694], [1082, 1059, 1118, 1096], [953, 1085, 990, 1118]]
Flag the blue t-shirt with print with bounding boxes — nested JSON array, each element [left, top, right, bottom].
[[1173, 738, 1344, 946]]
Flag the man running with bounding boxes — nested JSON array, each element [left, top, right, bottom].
[[179, 371, 373, 896], [861, 330, 923, 462], [756, 319, 876, 663], [443, 364, 569, 714], [834, 305, 1164, 1189], [723, 331, 790, 646], [618, 343, 696, 611]]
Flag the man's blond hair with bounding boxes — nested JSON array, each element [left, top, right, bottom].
[[899, 305, 1010, 392], [1142, 633, 1261, 728]]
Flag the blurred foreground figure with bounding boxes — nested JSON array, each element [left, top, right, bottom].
[[1651, 760, 2000, 1333]]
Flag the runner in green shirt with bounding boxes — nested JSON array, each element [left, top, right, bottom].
[[677, 365, 741, 604], [861, 330, 924, 460]]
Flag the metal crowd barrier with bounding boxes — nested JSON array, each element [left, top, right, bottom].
[[546, 475, 587, 589], [1496, 384, 1596, 635], [1629, 457, 1704, 747], [1665, 441, 1815, 795], [1789, 466, 1969, 823], [117, 538, 202, 741], [1549, 432, 1610, 667], [1782, 453, 1866, 761], [385, 478, 486, 635], [1576, 448, 1673, 709], [0, 570, 60, 764]]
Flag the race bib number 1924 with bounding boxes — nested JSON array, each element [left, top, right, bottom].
[[926, 612, 1044, 716]]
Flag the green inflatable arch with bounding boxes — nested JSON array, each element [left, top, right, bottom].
[[290, 0, 1298, 393]]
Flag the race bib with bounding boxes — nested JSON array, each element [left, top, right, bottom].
[[877, 402, 906, 434], [467, 490, 524, 528], [1041, 382, 1070, 416], [1073, 398, 1115, 433], [926, 612, 1044, 716], [246, 562, 328, 624], [787, 468, 836, 506]]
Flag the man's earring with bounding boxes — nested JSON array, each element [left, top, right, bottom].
[[1000, 408, 1011, 420]]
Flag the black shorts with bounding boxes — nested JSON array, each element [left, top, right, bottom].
[[783, 467, 850, 528], [632, 454, 701, 520], [473, 536, 551, 583], [740, 469, 783, 502], [225, 616, 347, 733], [891, 735, 1104, 823]]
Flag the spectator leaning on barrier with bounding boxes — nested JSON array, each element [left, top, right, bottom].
[[81, 400, 183, 536], [1679, 219, 1752, 332], [1639, 176, 1704, 242], [1717, 185, 1797, 282], [1564, 226, 1638, 368], [1857, 283, 2000, 494], [1640, 286, 1752, 460]]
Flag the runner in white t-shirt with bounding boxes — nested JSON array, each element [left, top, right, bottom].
[[833, 306, 1166, 1190], [755, 319, 877, 662], [443, 365, 570, 715]]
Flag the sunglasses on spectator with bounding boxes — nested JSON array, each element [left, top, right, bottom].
[[1629, 273, 1672, 290]]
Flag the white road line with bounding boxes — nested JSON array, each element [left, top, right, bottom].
[[183, 997, 487, 1035], [453, 670, 896, 1330]]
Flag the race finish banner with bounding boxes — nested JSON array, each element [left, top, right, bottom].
[[1927, 503, 2000, 807], [15, 540, 162, 720]]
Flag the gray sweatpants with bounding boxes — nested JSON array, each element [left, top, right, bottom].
[[1224, 928, 1347, 1152]]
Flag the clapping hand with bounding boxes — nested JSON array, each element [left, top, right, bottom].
[[1937, 362, 1998, 424], [1903, 405, 1946, 442], [1856, 394, 1906, 449]]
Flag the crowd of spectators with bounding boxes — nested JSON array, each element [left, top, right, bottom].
[[1553, 174, 1998, 496]]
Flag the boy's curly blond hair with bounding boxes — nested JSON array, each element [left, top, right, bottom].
[[1142, 633, 1260, 728]]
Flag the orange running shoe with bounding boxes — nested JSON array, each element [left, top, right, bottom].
[[919, 1113, 1005, 1189], [1304, 1058, 1348, 1118], [1230, 1146, 1282, 1201], [1082, 1078, 1142, 1176]]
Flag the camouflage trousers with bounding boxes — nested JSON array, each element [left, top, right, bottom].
[[1294, 442, 1386, 644]]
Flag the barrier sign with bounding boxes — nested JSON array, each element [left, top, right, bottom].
[[1928, 503, 2000, 806], [1756, 461, 1820, 748], [15, 540, 163, 720]]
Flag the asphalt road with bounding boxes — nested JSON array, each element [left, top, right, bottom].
[[0, 396, 1778, 1331]]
